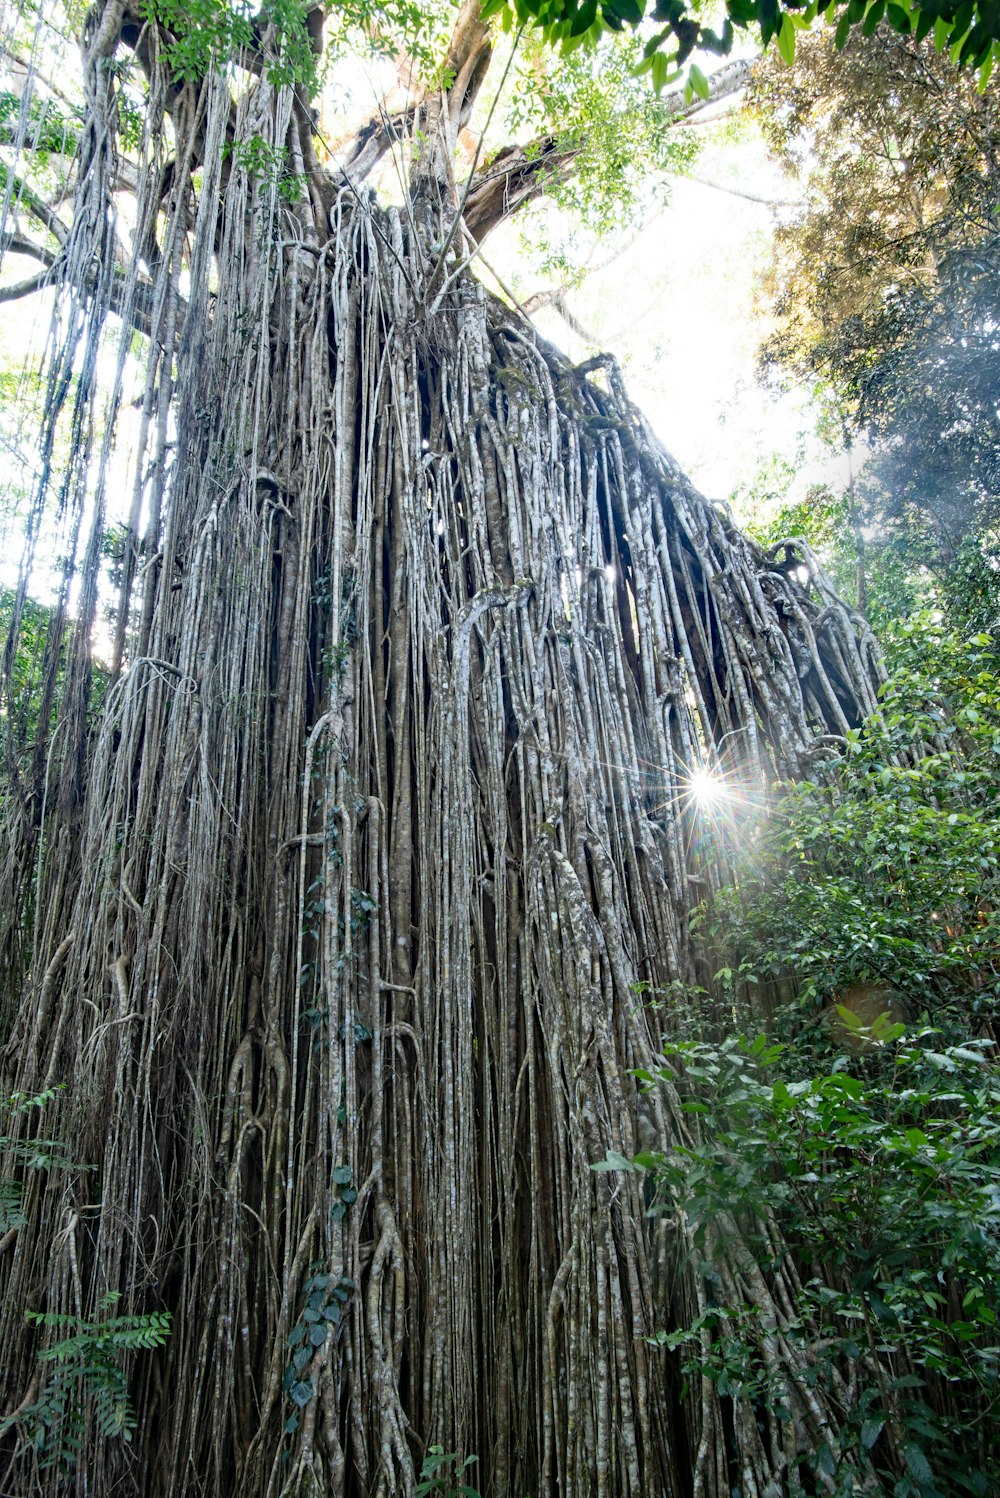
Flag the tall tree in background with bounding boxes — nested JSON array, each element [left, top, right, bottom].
[[751, 27, 1000, 612], [0, 3, 883, 1494]]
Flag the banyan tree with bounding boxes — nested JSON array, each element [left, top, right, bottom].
[[0, 3, 885, 1494]]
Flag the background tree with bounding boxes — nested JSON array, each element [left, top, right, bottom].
[[750, 26, 1000, 624]]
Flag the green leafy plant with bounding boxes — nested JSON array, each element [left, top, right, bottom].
[[1, 1092, 169, 1475], [416, 1444, 481, 1498], [137, 0, 319, 92], [3, 1296, 171, 1476], [708, 620, 1000, 1050], [0, 1087, 72, 1236], [603, 621, 1000, 1495], [619, 1029, 1000, 1495], [482, 0, 1000, 87], [223, 135, 308, 203]]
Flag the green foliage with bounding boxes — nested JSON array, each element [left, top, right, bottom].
[[736, 441, 931, 632], [223, 135, 307, 202], [0, 583, 112, 779], [416, 1445, 481, 1498], [710, 619, 1000, 1044], [14, 1297, 171, 1475], [481, 0, 1000, 85], [136, 0, 456, 95], [1, 589, 62, 753], [504, 28, 699, 262], [281, 1270, 353, 1432], [0, 89, 81, 160], [633, 1031, 1000, 1495], [0, 1093, 169, 1475], [0, 1086, 71, 1235], [137, 0, 319, 92], [602, 621, 1000, 1494]]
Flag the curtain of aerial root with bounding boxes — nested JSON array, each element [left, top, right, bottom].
[[0, 21, 885, 1498]]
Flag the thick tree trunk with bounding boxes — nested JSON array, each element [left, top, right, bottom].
[[0, 17, 883, 1497]]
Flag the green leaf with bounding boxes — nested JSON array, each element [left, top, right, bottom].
[[591, 1148, 633, 1172], [816, 1442, 837, 1478], [569, 0, 599, 33], [602, 0, 644, 23], [777, 13, 796, 61], [862, 0, 886, 31], [903, 1443, 936, 1489], [687, 63, 710, 100]]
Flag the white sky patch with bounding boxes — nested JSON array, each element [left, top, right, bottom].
[[482, 115, 849, 520]]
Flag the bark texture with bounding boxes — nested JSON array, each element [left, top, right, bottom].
[[0, 5, 882, 1494]]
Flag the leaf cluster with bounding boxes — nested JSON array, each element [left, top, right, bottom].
[[601, 621, 1000, 1491], [137, 0, 320, 91], [281, 1269, 354, 1432], [416, 1445, 481, 1498], [503, 29, 699, 259], [482, 0, 1000, 85], [2, 1300, 170, 1473]]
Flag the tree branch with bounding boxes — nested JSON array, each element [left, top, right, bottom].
[[682, 169, 796, 208], [0, 268, 53, 303], [0, 157, 70, 244], [463, 57, 751, 242], [0, 232, 58, 267]]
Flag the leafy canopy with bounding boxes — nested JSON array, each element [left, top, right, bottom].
[[483, 0, 1000, 91], [633, 1030, 1000, 1497]]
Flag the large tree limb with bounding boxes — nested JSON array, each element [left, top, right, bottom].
[[0, 157, 70, 245], [0, 268, 53, 303], [0, 232, 58, 268], [463, 133, 577, 242], [463, 57, 750, 242]]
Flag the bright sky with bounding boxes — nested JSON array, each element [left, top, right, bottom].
[[471, 87, 845, 520]]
